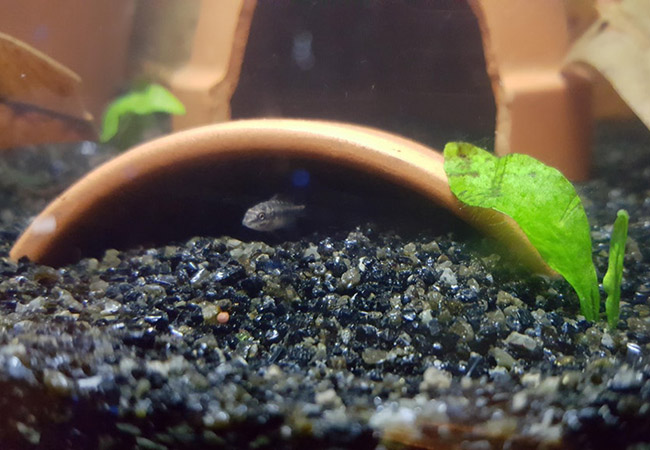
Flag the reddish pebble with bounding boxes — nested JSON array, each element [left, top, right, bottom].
[[217, 311, 230, 324]]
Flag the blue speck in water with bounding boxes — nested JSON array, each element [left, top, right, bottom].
[[292, 169, 310, 187], [34, 25, 49, 43]]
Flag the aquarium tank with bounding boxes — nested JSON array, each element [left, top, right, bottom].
[[1, 1, 649, 449]]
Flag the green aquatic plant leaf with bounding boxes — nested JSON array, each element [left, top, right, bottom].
[[100, 83, 186, 143], [603, 209, 629, 329], [443, 142, 599, 321]]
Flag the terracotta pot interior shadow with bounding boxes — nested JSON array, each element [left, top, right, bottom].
[[54, 154, 468, 266]]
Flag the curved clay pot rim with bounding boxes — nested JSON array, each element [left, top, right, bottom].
[[10, 118, 552, 274]]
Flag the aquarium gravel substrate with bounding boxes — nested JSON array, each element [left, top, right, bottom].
[[0, 127, 650, 449]]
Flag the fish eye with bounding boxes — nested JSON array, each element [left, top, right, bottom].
[[257, 212, 266, 220]]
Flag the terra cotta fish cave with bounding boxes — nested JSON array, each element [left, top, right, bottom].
[[9, 119, 550, 273]]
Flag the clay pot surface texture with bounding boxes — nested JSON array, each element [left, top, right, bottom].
[[10, 118, 549, 272]]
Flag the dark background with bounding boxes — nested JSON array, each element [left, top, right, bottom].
[[232, 0, 496, 150]]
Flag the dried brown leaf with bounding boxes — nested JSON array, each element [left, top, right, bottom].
[[566, 0, 650, 129]]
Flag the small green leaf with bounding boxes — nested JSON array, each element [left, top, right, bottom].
[[603, 209, 629, 329], [443, 142, 599, 321], [100, 83, 186, 143]]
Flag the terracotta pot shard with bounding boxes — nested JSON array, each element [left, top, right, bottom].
[[10, 118, 552, 275]]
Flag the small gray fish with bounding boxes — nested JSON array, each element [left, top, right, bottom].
[[242, 195, 305, 231]]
